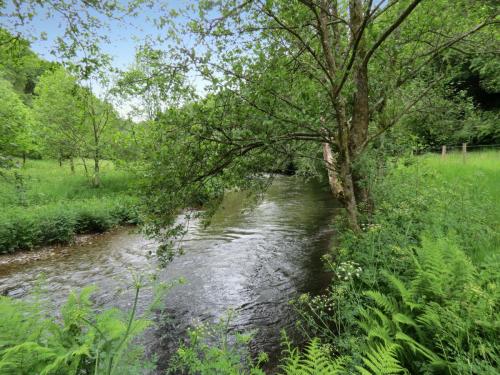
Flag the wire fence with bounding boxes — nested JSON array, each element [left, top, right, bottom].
[[416, 143, 500, 155]]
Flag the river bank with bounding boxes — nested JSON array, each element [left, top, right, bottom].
[[0, 159, 140, 254], [0, 176, 340, 372], [1, 153, 497, 374], [287, 151, 500, 373]]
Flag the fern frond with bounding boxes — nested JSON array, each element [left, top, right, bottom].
[[392, 313, 417, 329], [0, 341, 57, 374], [394, 331, 439, 362], [381, 271, 420, 311], [280, 338, 347, 375], [363, 291, 398, 315], [357, 343, 405, 374], [415, 303, 442, 330]]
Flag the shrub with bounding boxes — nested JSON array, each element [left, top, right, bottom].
[[0, 196, 140, 253], [167, 312, 268, 375], [74, 207, 113, 234]]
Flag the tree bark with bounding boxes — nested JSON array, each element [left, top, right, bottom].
[[70, 157, 75, 174], [334, 99, 360, 232], [348, 0, 372, 210], [349, 0, 370, 156], [93, 149, 100, 188], [81, 156, 89, 179], [322, 142, 344, 199], [340, 159, 360, 232]]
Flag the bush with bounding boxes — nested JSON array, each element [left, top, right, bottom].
[[167, 312, 268, 375], [0, 196, 140, 253], [0, 159, 140, 253]]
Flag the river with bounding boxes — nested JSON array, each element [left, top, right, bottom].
[[0, 176, 340, 372]]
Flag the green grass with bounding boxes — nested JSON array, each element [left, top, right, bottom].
[[290, 150, 500, 374], [0, 159, 140, 253], [422, 150, 500, 216], [405, 150, 499, 262], [0, 159, 136, 207]]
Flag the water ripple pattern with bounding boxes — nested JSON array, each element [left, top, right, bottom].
[[0, 176, 341, 370]]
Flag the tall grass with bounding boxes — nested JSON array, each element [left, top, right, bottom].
[[289, 151, 500, 374], [417, 151, 500, 213], [0, 159, 140, 253], [0, 159, 136, 207], [406, 150, 499, 262]]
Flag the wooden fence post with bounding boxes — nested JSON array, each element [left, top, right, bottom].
[[462, 143, 467, 164], [441, 145, 446, 158]]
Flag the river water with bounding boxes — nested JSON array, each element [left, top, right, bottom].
[[0, 176, 339, 372]]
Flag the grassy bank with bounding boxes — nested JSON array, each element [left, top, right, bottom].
[[290, 151, 500, 374], [0, 159, 140, 253], [1, 153, 498, 373]]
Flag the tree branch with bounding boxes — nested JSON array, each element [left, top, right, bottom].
[[363, 0, 423, 66]]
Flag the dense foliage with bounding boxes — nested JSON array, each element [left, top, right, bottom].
[[116, 0, 499, 235], [0, 160, 139, 253], [0, 281, 156, 374], [291, 152, 500, 374], [0, 1, 498, 374]]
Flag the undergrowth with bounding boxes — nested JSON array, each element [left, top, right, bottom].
[[0, 274, 175, 375], [0, 159, 140, 253], [289, 151, 500, 374], [167, 311, 268, 375]]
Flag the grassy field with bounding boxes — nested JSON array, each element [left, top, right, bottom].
[[0, 159, 140, 253], [415, 150, 500, 261], [423, 150, 499, 203]]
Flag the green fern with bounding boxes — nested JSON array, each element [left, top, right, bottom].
[[356, 343, 406, 375], [280, 337, 347, 375], [0, 281, 156, 375], [363, 290, 398, 315], [357, 236, 496, 373]]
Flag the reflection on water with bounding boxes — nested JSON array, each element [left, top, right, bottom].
[[0, 176, 340, 372]]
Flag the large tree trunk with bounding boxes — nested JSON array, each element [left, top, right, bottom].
[[335, 100, 361, 232], [348, 0, 372, 210], [340, 158, 360, 232], [349, 0, 369, 156]]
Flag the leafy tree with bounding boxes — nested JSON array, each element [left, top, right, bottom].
[[0, 1, 148, 79], [33, 67, 120, 186], [117, 42, 192, 121], [136, 0, 498, 231], [0, 29, 54, 102], [79, 82, 120, 187], [33, 67, 83, 170], [0, 77, 33, 165]]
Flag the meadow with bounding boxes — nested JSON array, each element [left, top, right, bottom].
[[0, 159, 140, 253]]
